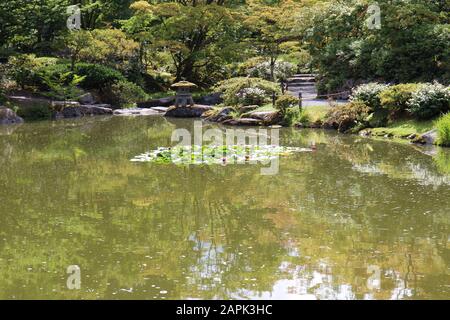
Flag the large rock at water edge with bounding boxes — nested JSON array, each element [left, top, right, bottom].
[[165, 105, 213, 118], [413, 129, 438, 145], [51, 101, 81, 110], [221, 118, 262, 126], [137, 96, 175, 108], [53, 104, 113, 119], [0, 108, 24, 125], [78, 93, 96, 105], [204, 107, 234, 122], [79, 104, 113, 115], [151, 107, 169, 113], [113, 108, 161, 116], [242, 111, 282, 125]]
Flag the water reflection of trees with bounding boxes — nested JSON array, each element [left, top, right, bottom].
[[0, 120, 448, 299]]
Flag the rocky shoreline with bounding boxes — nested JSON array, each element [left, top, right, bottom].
[[1, 95, 442, 147]]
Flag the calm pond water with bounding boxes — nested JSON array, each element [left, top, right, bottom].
[[0, 116, 449, 300]]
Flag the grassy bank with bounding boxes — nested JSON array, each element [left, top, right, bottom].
[[367, 119, 434, 138]]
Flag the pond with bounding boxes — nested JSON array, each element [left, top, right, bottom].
[[0, 116, 449, 299]]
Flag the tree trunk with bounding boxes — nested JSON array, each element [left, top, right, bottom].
[[270, 56, 276, 82]]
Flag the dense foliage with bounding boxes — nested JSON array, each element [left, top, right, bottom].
[[350, 83, 390, 111], [275, 95, 300, 112], [0, 0, 448, 120], [299, 0, 449, 94], [325, 81, 450, 134], [74, 63, 126, 90], [324, 101, 371, 133], [275, 94, 302, 126], [379, 83, 422, 119], [213, 77, 280, 107], [103, 79, 148, 108], [407, 82, 450, 119]]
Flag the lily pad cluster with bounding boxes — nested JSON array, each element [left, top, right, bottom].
[[131, 145, 313, 165]]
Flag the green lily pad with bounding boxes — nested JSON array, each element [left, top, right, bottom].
[[131, 145, 313, 165]]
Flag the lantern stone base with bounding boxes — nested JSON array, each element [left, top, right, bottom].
[[164, 104, 213, 118], [174, 95, 195, 108]]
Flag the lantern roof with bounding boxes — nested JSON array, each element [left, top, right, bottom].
[[171, 81, 197, 89]]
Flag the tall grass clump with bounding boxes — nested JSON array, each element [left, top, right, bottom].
[[435, 112, 450, 146]]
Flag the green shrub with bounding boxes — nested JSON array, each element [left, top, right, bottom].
[[35, 63, 71, 85], [16, 104, 52, 121], [103, 80, 148, 108], [213, 77, 280, 107], [6, 54, 45, 89], [365, 109, 389, 128], [324, 101, 370, 133], [238, 87, 268, 106], [40, 72, 85, 101], [74, 63, 125, 90], [281, 106, 302, 127], [297, 109, 312, 126], [435, 113, 450, 147], [0, 87, 6, 105], [407, 82, 450, 120], [379, 83, 422, 119], [275, 95, 300, 113], [275, 94, 303, 127], [350, 82, 390, 111]]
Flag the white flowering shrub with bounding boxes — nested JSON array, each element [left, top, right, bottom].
[[350, 82, 390, 111], [407, 82, 450, 119], [236, 87, 267, 105], [213, 77, 280, 106], [248, 61, 296, 81]]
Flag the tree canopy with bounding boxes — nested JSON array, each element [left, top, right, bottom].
[[1, 0, 448, 92]]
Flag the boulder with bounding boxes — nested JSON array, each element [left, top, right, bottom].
[[0, 107, 24, 125], [7, 95, 50, 106], [51, 101, 81, 115], [151, 107, 169, 113], [164, 105, 213, 118], [243, 111, 282, 125], [243, 111, 274, 121], [137, 96, 175, 108], [78, 93, 96, 105], [113, 108, 161, 116], [53, 104, 113, 119], [205, 107, 234, 122], [58, 106, 82, 118], [222, 118, 262, 126], [52, 101, 80, 108], [79, 104, 113, 115], [413, 129, 438, 145]]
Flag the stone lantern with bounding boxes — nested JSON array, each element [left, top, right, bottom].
[[171, 81, 198, 108]]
